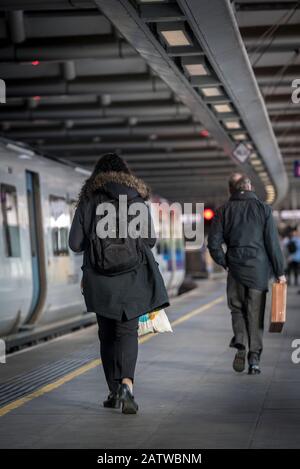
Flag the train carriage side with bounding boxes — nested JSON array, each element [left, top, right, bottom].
[[0, 141, 86, 336], [0, 140, 186, 338]]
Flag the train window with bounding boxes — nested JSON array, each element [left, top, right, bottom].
[[68, 199, 77, 221], [49, 195, 70, 256], [0, 184, 21, 257], [68, 199, 81, 256]]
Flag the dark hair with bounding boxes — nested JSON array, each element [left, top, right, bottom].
[[77, 153, 131, 204], [228, 172, 243, 194], [234, 175, 252, 192], [90, 153, 131, 177]]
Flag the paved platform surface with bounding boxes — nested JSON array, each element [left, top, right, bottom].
[[0, 279, 300, 449]]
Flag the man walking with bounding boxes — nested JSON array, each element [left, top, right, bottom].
[[208, 174, 286, 375]]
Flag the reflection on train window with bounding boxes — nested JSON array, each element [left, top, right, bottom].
[[68, 199, 81, 256], [156, 240, 162, 255], [49, 195, 70, 256], [0, 184, 21, 257], [69, 199, 77, 222]]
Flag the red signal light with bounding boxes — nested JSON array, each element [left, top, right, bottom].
[[204, 208, 215, 221], [200, 129, 209, 138], [31, 60, 40, 66]]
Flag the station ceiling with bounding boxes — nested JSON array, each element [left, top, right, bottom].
[[0, 0, 299, 207]]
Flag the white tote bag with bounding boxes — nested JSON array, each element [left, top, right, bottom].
[[138, 309, 173, 337]]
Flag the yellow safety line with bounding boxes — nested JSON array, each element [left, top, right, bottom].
[[0, 295, 225, 418]]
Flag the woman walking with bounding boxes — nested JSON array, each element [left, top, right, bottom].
[[69, 153, 169, 414]]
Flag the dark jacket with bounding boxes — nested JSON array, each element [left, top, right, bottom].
[[207, 190, 285, 291], [69, 171, 169, 320]]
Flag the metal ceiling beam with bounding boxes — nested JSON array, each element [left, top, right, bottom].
[[255, 65, 300, 85], [36, 138, 218, 152], [78, 160, 235, 170], [93, 0, 257, 188], [139, 3, 185, 22], [0, 103, 191, 120], [241, 24, 300, 51], [3, 70, 295, 97], [57, 150, 225, 162], [0, 36, 137, 62], [132, 167, 236, 176], [235, 2, 300, 11], [268, 107, 300, 116], [175, 0, 288, 204], [3, 123, 204, 139], [4, 75, 169, 97], [0, 1, 96, 11]]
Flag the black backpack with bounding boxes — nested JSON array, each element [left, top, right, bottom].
[[287, 239, 297, 254], [88, 196, 143, 276]]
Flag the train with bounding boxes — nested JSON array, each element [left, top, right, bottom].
[[0, 138, 185, 339]]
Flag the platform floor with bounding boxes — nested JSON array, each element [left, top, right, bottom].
[[0, 279, 300, 449]]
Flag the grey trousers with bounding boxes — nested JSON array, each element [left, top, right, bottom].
[[227, 273, 267, 361]]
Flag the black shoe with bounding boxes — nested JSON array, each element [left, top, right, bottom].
[[119, 384, 138, 414], [103, 390, 121, 409], [248, 364, 261, 375], [233, 349, 246, 373]]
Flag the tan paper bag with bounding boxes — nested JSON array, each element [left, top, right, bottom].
[[269, 282, 287, 333]]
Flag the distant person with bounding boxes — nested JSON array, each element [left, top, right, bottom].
[[208, 175, 286, 375], [69, 153, 169, 414], [284, 229, 300, 286]]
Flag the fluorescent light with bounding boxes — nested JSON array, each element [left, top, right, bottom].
[[186, 63, 207, 75], [158, 23, 192, 47], [224, 120, 240, 129], [233, 133, 247, 141], [7, 143, 35, 157], [161, 30, 190, 46], [201, 87, 221, 97], [182, 56, 209, 77], [75, 167, 92, 176], [213, 103, 233, 113], [18, 154, 32, 160]]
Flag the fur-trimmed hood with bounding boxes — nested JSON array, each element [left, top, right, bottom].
[[82, 171, 150, 201]]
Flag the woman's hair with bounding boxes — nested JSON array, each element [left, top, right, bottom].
[[90, 153, 131, 176], [77, 153, 131, 204]]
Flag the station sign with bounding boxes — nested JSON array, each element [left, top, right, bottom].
[[232, 143, 251, 163]]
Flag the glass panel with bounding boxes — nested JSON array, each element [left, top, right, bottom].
[[0, 184, 21, 258], [49, 195, 70, 256]]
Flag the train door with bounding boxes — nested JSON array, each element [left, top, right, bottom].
[[25, 170, 46, 324]]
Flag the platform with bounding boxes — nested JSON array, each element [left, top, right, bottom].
[[0, 279, 300, 449]]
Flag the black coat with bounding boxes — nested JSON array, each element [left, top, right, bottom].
[[69, 171, 169, 320], [207, 190, 285, 291]]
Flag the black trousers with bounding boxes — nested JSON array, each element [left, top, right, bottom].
[[287, 261, 299, 286], [227, 273, 267, 362], [96, 314, 139, 393]]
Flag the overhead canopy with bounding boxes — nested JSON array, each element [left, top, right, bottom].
[[0, 0, 296, 207]]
